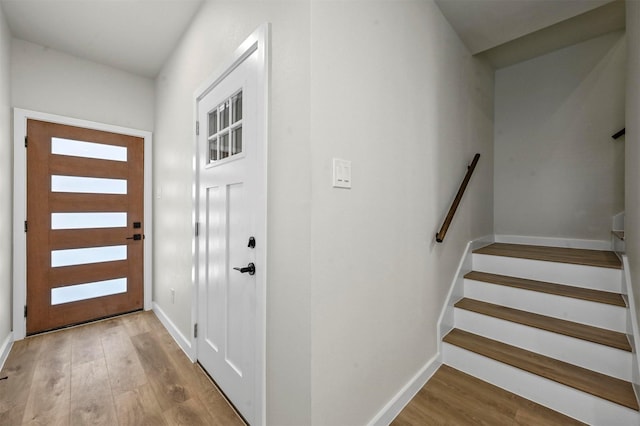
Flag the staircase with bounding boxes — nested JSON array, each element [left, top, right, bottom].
[[441, 242, 640, 425]]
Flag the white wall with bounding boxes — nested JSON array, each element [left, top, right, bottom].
[[12, 38, 154, 131], [153, 2, 311, 424], [309, 2, 493, 424], [154, 1, 493, 424], [626, 3, 640, 335], [494, 31, 625, 242], [0, 5, 12, 347]]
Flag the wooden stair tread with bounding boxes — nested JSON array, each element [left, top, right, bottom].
[[474, 243, 622, 269], [454, 298, 631, 351], [464, 271, 626, 307], [443, 329, 639, 411]]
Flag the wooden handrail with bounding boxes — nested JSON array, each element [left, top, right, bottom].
[[612, 128, 625, 139], [436, 153, 480, 243]]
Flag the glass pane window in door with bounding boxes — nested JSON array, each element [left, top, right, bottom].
[[209, 137, 218, 163], [52, 175, 127, 194], [232, 91, 242, 123], [51, 212, 127, 230], [51, 278, 127, 305], [51, 245, 127, 268], [232, 127, 243, 155], [52, 138, 127, 162], [220, 100, 230, 129], [208, 110, 217, 137], [220, 133, 230, 159]]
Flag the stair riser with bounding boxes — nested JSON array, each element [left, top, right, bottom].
[[443, 343, 640, 425], [472, 254, 622, 292], [454, 308, 632, 380], [464, 279, 627, 333]]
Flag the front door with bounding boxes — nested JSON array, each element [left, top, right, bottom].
[[26, 119, 144, 334], [196, 46, 261, 423]]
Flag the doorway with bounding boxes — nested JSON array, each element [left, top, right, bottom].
[[194, 24, 269, 426], [13, 109, 153, 339], [26, 119, 144, 334]]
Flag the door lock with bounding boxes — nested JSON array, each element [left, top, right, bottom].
[[233, 263, 255, 275], [126, 234, 142, 241]]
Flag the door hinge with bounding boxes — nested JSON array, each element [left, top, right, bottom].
[[24, 220, 27, 233], [194, 323, 198, 338], [24, 136, 28, 147], [196, 121, 200, 136], [24, 305, 27, 318], [195, 222, 200, 237]]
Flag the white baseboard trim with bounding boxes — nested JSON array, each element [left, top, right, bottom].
[[367, 354, 441, 426], [438, 234, 494, 345], [152, 302, 195, 362], [0, 332, 14, 371], [495, 234, 611, 250], [621, 256, 640, 393]]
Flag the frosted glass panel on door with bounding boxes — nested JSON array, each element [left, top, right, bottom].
[[51, 175, 127, 194], [51, 245, 127, 267], [51, 212, 127, 230], [52, 138, 127, 162], [51, 278, 127, 305]]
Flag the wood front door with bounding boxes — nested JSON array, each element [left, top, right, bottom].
[[26, 119, 144, 335]]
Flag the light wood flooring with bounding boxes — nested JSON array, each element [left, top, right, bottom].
[[0, 311, 245, 425], [392, 365, 585, 425]]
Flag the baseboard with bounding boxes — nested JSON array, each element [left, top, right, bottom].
[[495, 234, 611, 250], [367, 354, 441, 426], [0, 331, 14, 371], [152, 302, 195, 361], [438, 234, 494, 344], [621, 256, 640, 396]]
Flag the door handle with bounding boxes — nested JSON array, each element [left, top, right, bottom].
[[233, 263, 255, 275], [126, 234, 142, 240]]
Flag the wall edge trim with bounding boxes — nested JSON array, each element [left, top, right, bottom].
[[367, 353, 441, 426], [0, 331, 13, 372], [152, 302, 195, 361], [495, 234, 611, 250]]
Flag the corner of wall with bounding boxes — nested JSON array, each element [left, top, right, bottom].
[[366, 353, 441, 426], [152, 302, 195, 361], [621, 256, 640, 398], [0, 1, 13, 345], [0, 331, 13, 371]]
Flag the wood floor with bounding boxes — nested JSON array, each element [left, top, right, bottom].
[[0, 311, 244, 425], [392, 365, 585, 425]]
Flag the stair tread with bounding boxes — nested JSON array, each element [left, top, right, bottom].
[[464, 271, 626, 307], [474, 243, 622, 269], [443, 329, 639, 411], [455, 298, 631, 351]]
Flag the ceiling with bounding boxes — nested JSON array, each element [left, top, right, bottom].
[[0, 0, 626, 78], [0, 0, 204, 78], [434, 0, 617, 55]]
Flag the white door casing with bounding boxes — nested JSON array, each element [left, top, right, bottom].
[[194, 24, 268, 426]]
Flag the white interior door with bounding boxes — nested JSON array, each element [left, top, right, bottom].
[[196, 48, 260, 424]]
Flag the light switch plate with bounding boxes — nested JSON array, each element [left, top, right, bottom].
[[333, 158, 351, 189]]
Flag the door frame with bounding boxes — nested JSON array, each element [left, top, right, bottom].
[[192, 24, 269, 426], [12, 108, 153, 340]]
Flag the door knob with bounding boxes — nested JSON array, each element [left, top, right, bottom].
[[233, 263, 255, 275]]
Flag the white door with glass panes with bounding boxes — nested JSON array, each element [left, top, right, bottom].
[[196, 46, 261, 424]]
